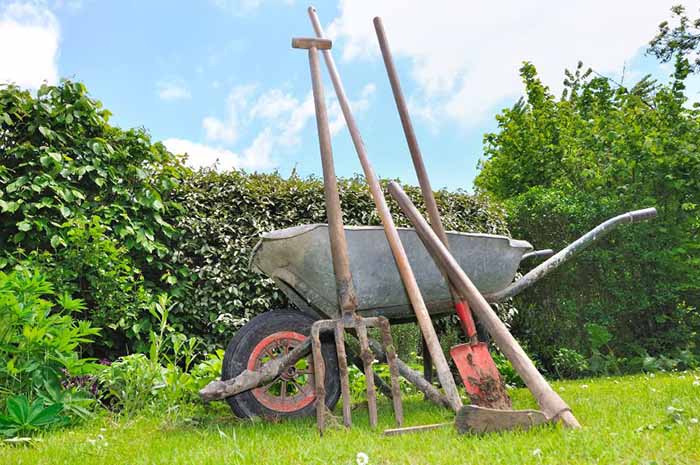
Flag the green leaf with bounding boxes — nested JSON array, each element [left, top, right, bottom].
[[59, 206, 72, 218], [29, 402, 64, 427], [50, 235, 65, 248], [16, 221, 31, 232], [38, 126, 51, 138], [6, 396, 30, 424], [0, 200, 19, 213]]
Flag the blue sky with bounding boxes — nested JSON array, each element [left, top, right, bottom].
[[0, 0, 693, 190]]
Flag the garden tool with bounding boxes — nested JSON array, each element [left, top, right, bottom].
[[387, 181, 581, 430], [383, 406, 549, 436], [292, 36, 403, 434], [307, 7, 463, 413], [373, 16, 509, 409]]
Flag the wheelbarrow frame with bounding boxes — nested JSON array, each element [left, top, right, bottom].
[[200, 207, 656, 409]]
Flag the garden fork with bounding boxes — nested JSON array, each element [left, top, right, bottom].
[[292, 36, 403, 434]]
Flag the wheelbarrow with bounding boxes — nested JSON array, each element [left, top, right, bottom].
[[205, 206, 655, 419]]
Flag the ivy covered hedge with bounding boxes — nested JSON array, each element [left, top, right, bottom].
[[166, 169, 511, 350]]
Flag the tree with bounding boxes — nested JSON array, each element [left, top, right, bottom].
[[649, 5, 700, 73], [475, 58, 700, 371]]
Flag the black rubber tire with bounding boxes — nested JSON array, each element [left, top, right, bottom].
[[222, 309, 341, 419]]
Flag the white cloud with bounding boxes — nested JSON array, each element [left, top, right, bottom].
[[163, 137, 274, 171], [277, 92, 315, 147], [239, 127, 274, 169], [202, 84, 257, 143], [329, 0, 677, 126], [0, 1, 60, 89], [209, 0, 294, 15], [157, 79, 191, 101], [171, 80, 375, 173], [53, 0, 85, 12], [329, 82, 376, 136], [202, 116, 236, 143], [249, 89, 298, 120]]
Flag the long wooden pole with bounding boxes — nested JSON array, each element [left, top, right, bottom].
[[304, 41, 358, 317], [373, 16, 482, 341], [308, 6, 462, 412], [373, 17, 448, 246], [388, 182, 581, 428]]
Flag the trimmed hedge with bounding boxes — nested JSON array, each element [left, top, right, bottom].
[[166, 170, 512, 350]]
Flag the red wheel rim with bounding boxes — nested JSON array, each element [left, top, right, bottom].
[[247, 331, 316, 413]]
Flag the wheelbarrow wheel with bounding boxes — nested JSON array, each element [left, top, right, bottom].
[[222, 308, 341, 419]]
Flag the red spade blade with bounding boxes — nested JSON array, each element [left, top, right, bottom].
[[450, 342, 511, 409]]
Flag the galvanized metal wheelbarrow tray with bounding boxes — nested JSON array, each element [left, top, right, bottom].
[[252, 225, 530, 322], [250, 208, 656, 322]]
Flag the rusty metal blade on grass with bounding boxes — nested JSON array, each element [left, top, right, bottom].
[[450, 343, 511, 410]]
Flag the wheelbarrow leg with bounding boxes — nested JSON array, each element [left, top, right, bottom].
[[310, 322, 327, 435], [355, 316, 378, 429], [378, 316, 403, 426], [334, 321, 352, 428]]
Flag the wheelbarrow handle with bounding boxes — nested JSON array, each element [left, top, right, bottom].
[[485, 207, 658, 302], [629, 207, 658, 223], [521, 249, 554, 261]]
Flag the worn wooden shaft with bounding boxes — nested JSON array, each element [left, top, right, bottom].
[[367, 339, 450, 409], [374, 16, 474, 327], [200, 333, 446, 405], [307, 45, 358, 316], [384, 423, 451, 436], [355, 317, 378, 428], [378, 317, 403, 427], [307, 6, 462, 413], [310, 324, 327, 434], [292, 37, 331, 50], [388, 182, 581, 428], [199, 338, 311, 402], [373, 17, 449, 248], [334, 322, 352, 428]]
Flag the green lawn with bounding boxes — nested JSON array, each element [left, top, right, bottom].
[[2, 372, 699, 465]]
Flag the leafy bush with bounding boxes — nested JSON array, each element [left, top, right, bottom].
[[13, 216, 154, 355], [347, 359, 423, 403], [491, 350, 530, 387], [475, 59, 700, 374], [166, 170, 512, 350], [0, 269, 100, 436], [98, 295, 220, 414], [552, 348, 589, 379], [0, 81, 186, 356], [0, 270, 100, 400]]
